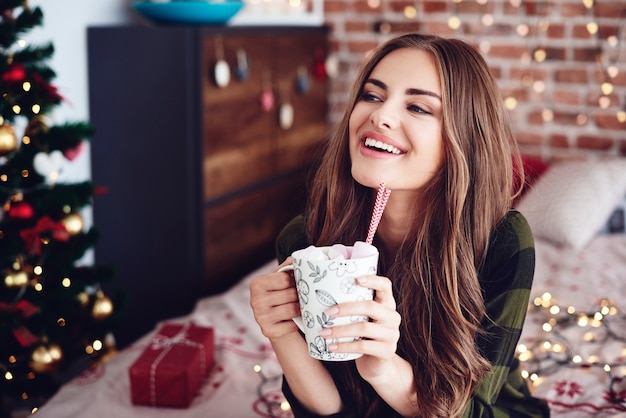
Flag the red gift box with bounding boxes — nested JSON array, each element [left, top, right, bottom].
[[129, 322, 214, 408]]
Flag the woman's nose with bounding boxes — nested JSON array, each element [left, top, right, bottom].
[[369, 104, 398, 130]]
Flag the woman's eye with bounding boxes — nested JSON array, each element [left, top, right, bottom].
[[359, 92, 381, 102], [408, 104, 430, 114]]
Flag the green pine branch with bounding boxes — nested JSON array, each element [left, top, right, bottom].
[[0, 4, 43, 48]]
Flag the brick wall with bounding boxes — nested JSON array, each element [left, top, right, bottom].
[[321, 0, 626, 160]]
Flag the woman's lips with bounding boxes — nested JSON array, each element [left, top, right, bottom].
[[359, 131, 407, 158]]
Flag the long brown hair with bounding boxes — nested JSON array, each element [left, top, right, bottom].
[[305, 33, 523, 417]]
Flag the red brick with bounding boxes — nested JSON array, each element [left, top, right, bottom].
[[373, 21, 422, 34], [576, 136, 615, 151], [352, 1, 383, 13], [488, 44, 529, 60], [345, 21, 371, 32], [595, 112, 626, 131], [572, 24, 594, 39], [456, 1, 495, 14], [346, 40, 379, 54], [551, 89, 581, 106], [554, 69, 588, 84], [573, 46, 603, 62], [388, 1, 420, 13], [553, 111, 584, 126], [515, 131, 545, 146], [594, 68, 626, 87], [586, 92, 619, 107], [595, 2, 626, 18], [510, 67, 548, 84], [524, 1, 555, 16], [546, 24, 565, 39], [598, 25, 622, 41], [527, 111, 545, 125], [423, 1, 449, 14], [536, 46, 566, 61], [549, 134, 570, 148], [561, 2, 586, 18], [324, 1, 350, 13], [503, 1, 522, 15], [421, 22, 456, 36]]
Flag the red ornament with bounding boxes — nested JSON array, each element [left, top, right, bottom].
[[1, 63, 26, 84], [8, 201, 34, 219], [63, 141, 86, 161], [259, 89, 275, 112], [313, 48, 327, 81]]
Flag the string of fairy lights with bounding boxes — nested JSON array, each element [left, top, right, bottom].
[[519, 293, 626, 410], [368, 0, 626, 130], [253, 295, 626, 414]]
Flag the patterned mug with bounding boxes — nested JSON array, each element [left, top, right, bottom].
[[278, 245, 378, 361]]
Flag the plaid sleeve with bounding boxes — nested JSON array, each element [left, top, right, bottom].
[[462, 211, 546, 417]]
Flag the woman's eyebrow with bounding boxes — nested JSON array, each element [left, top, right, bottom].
[[365, 78, 442, 101]]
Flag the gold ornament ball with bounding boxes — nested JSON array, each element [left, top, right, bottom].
[[76, 291, 89, 307], [4, 270, 29, 287], [92, 291, 114, 320], [30, 343, 63, 374], [61, 213, 84, 235], [0, 124, 18, 156]]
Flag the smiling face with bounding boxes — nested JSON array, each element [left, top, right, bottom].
[[349, 48, 445, 196]]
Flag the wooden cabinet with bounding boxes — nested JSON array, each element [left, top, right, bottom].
[[87, 25, 328, 347]]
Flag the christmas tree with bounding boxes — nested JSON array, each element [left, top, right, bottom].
[[0, 0, 120, 413]]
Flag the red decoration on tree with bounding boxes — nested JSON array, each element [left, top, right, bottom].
[[7, 201, 34, 219], [31, 73, 63, 102], [62, 141, 85, 161], [0, 300, 40, 347], [19, 215, 70, 254], [1, 63, 26, 84]]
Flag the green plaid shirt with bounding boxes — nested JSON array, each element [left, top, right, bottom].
[[277, 211, 550, 418]]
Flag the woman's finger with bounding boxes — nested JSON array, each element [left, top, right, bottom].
[[356, 275, 396, 310]]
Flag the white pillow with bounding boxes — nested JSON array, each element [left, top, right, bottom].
[[516, 158, 626, 250]]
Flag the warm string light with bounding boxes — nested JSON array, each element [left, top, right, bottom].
[[585, 0, 626, 122], [253, 364, 292, 417], [518, 293, 626, 409]]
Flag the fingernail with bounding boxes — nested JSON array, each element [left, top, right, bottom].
[[327, 343, 338, 351], [319, 328, 331, 336], [325, 306, 339, 316], [357, 276, 368, 283]]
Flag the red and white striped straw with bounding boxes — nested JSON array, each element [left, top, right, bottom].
[[366, 182, 391, 245]]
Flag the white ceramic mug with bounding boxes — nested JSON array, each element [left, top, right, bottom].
[[278, 245, 378, 361]]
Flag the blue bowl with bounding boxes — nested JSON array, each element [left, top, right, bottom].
[[133, 1, 245, 25]]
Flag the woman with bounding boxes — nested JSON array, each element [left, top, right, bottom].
[[249, 33, 550, 418]]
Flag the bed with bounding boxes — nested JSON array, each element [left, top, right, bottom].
[[35, 157, 626, 418]]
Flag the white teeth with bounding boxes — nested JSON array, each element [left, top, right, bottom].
[[364, 137, 401, 155]]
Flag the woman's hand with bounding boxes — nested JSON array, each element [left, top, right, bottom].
[[250, 259, 345, 415], [319, 274, 402, 381], [249, 259, 302, 341]]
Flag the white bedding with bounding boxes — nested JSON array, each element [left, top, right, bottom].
[[520, 235, 626, 417], [36, 234, 626, 417]]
